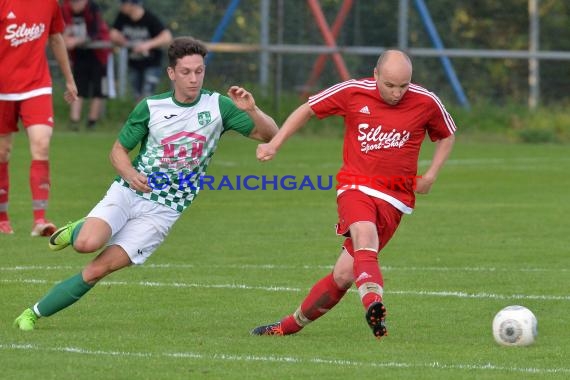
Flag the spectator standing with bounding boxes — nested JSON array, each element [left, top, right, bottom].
[[110, 0, 172, 102], [62, 0, 111, 131]]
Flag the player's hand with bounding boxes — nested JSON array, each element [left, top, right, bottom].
[[415, 175, 435, 194], [127, 172, 152, 193], [227, 86, 255, 112], [257, 143, 277, 162], [64, 81, 79, 104]]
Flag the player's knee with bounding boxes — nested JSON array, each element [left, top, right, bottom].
[[29, 142, 50, 160], [27, 127, 52, 159], [352, 233, 379, 253], [349, 222, 378, 249], [333, 272, 353, 290], [73, 236, 104, 253], [333, 266, 354, 289]]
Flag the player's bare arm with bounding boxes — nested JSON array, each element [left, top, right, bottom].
[[227, 86, 279, 143], [48, 33, 78, 103], [256, 103, 314, 162], [415, 134, 455, 194], [109, 140, 152, 193]]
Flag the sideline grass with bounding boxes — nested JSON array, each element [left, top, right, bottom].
[[1, 131, 569, 379]]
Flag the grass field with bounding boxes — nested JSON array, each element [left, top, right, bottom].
[[1, 130, 569, 379]]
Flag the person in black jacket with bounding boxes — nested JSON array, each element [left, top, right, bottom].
[[110, 0, 173, 102]]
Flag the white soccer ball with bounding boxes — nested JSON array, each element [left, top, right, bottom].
[[492, 305, 537, 346]]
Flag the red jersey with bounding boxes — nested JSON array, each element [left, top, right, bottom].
[[0, 0, 65, 100], [308, 78, 456, 213]]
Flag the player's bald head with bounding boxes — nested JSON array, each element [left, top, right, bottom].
[[376, 49, 412, 82], [376, 49, 412, 72]]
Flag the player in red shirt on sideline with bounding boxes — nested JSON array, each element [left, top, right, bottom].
[[252, 49, 456, 339], [0, 0, 78, 235]]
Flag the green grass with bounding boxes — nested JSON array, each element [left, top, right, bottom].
[[1, 131, 569, 379], [447, 103, 570, 144]]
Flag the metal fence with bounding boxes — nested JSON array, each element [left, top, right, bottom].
[[55, 0, 570, 109]]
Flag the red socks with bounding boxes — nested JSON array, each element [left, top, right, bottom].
[[353, 248, 384, 309], [30, 160, 50, 221], [300, 273, 347, 320], [0, 162, 8, 221], [278, 240, 384, 335], [0, 160, 51, 223], [280, 273, 348, 334]]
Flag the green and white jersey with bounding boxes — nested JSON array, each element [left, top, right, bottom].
[[115, 89, 255, 212]]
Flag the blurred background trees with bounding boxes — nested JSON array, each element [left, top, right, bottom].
[[80, 0, 570, 108]]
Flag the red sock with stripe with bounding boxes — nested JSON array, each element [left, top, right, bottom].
[[353, 248, 384, 309], [30, 160, 50, 221], [280, 273, 348, 334], [0, 162, 8, 222]]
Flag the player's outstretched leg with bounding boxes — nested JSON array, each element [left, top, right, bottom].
[[365, 301, 387, 339], [13, 272, 94, 331], [251, 273, 348, 336], [49, 218, 85, 251]]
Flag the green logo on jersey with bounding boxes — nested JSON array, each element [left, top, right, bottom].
[[197, 111, 212, 126]]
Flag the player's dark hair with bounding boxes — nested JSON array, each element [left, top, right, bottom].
[[168, 37, 208, 68]]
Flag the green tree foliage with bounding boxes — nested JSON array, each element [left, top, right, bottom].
[[90, 0, 570, 106]]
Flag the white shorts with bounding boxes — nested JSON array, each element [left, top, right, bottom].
[[87, 182, 181, 264]]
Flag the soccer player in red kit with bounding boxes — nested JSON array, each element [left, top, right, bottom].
[[252, 50, 456, 339], [0, 0, 78, 235]]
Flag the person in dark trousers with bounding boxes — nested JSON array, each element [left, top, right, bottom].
[[62, 0, 111, 131]]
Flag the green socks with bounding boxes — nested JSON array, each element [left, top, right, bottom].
[[71, 220, 84, 246], [34, 273, 94, 317]]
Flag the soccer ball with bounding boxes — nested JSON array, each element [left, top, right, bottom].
[[492, 305, 537, 346]]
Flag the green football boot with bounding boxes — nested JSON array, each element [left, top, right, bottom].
[[13, 308, 38, 331], [48, 218, 85, 251]]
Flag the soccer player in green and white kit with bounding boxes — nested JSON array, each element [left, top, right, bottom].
[[13, 36, 279, 331]]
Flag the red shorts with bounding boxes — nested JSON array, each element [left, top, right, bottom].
[[0, 95, 54, 133], [336, 190, 403, 252]]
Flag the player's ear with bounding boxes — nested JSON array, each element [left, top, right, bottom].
[[167, 66, 175, 80]]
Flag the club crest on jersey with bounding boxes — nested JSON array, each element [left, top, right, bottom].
[[197, 111, 211, 126]]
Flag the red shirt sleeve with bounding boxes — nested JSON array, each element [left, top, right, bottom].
[[424, 93, 457, 141], [50, 1, 66, 35], [308, 80, 356, 119]]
